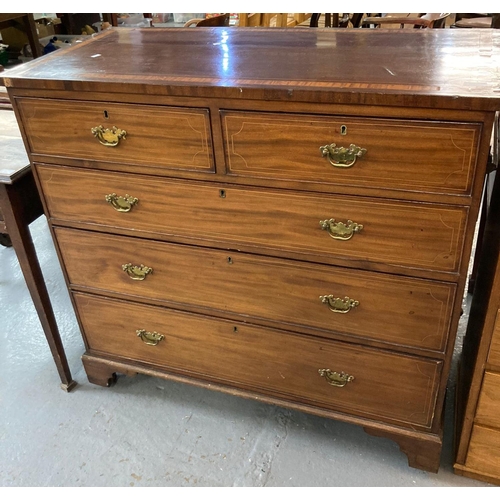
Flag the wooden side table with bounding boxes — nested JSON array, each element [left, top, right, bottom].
[[0, 108, 76, 391]]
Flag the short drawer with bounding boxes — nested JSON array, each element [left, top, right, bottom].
[[465, 424, 500, 477], [55, 227, 456, 353], [74, 292, 442, 429], [222, 111, 480, 197], [475, 371, 500, 428], [17, 98, 214, 173], [38, 165, 468, 276]]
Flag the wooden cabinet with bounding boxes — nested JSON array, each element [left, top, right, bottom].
[[3, 27, 500, 473], [454, 165, 500, 485]]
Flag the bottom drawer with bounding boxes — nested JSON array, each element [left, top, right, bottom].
[[74, 292, 442, 429], [466, 424, 500, 477], [475, 371, 500, 428]]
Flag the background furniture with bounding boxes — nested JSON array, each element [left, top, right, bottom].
[[4, 27, 499, 473], [184, 14, 230, 28], [0, 107, 76, 391], [362, 13, 450, 29], [0, 13, 42, 58], [452, 13, 500, 28], [454, 165, 500, 485]]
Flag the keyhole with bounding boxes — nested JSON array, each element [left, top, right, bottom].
[[103, 110, 109, 119], [233, 326, 238, 333], [340, 125, 347, 135], [227, 257, 233, 264], [219, 189, 226, 198]]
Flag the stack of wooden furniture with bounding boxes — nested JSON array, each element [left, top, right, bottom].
[[2, 27, 499, 473]]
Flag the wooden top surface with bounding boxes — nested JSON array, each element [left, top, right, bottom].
[[2, 27, 500, 110], [0, 109, 30, 184]]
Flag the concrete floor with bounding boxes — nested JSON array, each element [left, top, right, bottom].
[[0, 215, 494, 487]]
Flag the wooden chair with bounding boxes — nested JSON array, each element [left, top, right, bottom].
[[362, 13, 450, 29], [183, 13, 230, 27]]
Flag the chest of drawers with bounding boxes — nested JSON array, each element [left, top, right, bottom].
[[3, 27, 500, 473], [454, 135, 500, 484]]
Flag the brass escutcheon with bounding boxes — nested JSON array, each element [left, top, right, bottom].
[[320, 295, 359, 314], [136, 329, 164, 346], [91, 125, 127, 147], [122, 263, 153, 281], [318, 369, 354, 387], [320, 143, 366, 168], [105, 193, 138, 212], [319, 219, 363, 241]]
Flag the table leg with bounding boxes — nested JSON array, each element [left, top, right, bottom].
[[0, 176, 76, 391]]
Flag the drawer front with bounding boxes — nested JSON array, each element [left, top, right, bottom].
[[74, 292, 442, 428], [466, 424, 500, 477], [475, 371, 500, 428], [55, 227, 456, 352], [39, 165, 468, 275], [487, 310, 500, 367], [17, 98, 214, 172], [222, 111, 480, 196]]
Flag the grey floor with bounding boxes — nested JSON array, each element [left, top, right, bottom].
[[0, 215, 494, 487]]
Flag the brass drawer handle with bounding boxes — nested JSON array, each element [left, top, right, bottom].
[[320, 143, 366, 168], [320, 295, 359, 313], [122, 263, 153, 281], [318, 369, 354, 387], [136, 329, 164, 346], [91, 125, 127, 147], [320, 219, 363, 240], [105, 193, 138, 212]]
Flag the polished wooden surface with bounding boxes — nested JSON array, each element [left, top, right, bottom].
[[2, 28, 500, 111], [54, 227, 456, 354], [37, 165, 468, 278]]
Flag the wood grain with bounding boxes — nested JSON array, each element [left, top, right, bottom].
[[465, 424, 500, 478], [3, 29, 500, 111]]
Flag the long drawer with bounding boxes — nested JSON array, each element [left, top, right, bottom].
[[55, 227, 456, 353], [38, 165, 468, 276], [465, 424, 500, 477], [221, 111, 480, 197], [16, 98, 214, 173], [74, 292, 442, 429]]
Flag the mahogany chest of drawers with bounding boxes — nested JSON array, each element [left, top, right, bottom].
[[3, 27, 500, 473]]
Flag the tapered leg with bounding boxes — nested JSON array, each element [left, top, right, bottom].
[[0, 178, 76, 391]]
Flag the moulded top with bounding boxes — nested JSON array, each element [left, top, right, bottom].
[[2, 27, 500, 111]]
